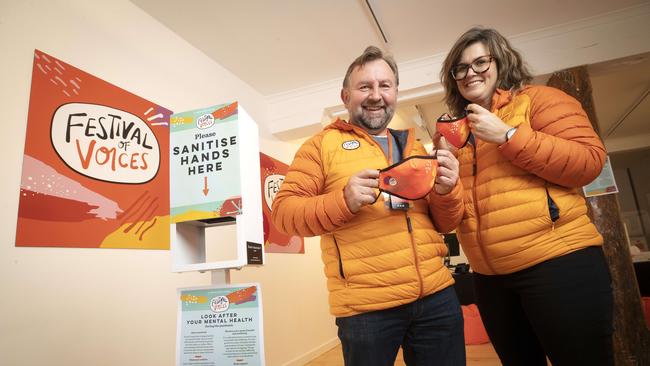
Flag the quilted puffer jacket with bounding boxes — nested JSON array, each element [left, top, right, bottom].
[[456, 85, 606, 275], [272, 119, 464, 317]]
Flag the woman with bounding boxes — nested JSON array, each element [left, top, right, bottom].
[[438, 27, 613, 365]]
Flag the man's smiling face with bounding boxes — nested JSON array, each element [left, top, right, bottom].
[[341, 59, 397, 135]]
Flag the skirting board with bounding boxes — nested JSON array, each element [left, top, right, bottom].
[[282, 337, 340, 366]]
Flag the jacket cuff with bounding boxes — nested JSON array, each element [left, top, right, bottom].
[[499, 123, 532, 160], [428, 180, 463, 233], [325, 188, 356, 226], [431, 179, 462, 202]]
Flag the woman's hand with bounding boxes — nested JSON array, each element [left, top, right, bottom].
[[466, 104, 512, 144]]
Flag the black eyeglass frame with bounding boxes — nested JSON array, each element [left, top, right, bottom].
[[450, 55, 494, 81]]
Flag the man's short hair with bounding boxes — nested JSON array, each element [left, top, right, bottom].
[[342, 46, 399, 88]]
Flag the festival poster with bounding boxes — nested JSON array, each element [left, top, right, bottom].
[[259, 153, 304, 254], [177, 284, 265, 366], [170, 103, 242, 223], [16, 49, 172, 249]]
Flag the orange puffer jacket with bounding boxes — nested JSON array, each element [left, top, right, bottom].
[[457, 85, 606, 275], [272, 119, 464, 317]]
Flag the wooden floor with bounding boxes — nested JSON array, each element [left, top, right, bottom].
[[306, 343, 502, 366]]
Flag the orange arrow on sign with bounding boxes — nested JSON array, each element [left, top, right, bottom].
[[202, 176, 209, 196]]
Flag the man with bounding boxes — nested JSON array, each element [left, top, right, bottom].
[[271, 46, 465, 366]]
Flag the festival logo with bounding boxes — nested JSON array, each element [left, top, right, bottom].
[[209, 296, 230, 313], [16, 50, 172, 249], [51, 103, 160, 183]]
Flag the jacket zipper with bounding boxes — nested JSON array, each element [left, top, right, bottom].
[[362, 128, 424, 293], [545, 187, 560, 231], [332, 235, 346, 280], [472, 143, 497, 274], [405, 214, 425, 298], [398, 132, 424, 297]]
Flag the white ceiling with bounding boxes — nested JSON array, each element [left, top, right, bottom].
[[131, 0, 650, 149]]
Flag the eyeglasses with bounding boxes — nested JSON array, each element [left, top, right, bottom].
[[450, 56, 494, 81]]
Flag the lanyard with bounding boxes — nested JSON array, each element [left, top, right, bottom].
[[385, 129, 394, 165]]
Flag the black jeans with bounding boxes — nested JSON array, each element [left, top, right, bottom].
[[473, 246, 614, 366], [336, 287, 465, 366]]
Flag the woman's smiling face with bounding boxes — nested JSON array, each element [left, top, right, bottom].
[[455, 42, 498, 110]]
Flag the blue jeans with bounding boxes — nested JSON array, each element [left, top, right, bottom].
[[335, 287, 465, 366]]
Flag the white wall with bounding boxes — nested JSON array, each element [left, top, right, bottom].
[[0, 1, 335, 365]]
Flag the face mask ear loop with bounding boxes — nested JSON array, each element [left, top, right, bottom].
[[371, 189, 382, 204], [371, 172, 382, 205]]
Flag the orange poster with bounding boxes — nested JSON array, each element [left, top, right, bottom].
[[260, 153, 304, 253], [16, 50, 172, 249]]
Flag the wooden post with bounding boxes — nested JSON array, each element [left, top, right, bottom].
[[547, 66, 650, 366]]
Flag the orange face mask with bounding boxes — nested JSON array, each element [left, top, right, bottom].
[[436, 112, 471, 149], [377, 155, 438, 201]]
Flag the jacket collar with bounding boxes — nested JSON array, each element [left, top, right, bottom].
[[491, 88, 513, 111], [491, 86, 532, 111], [326, 118, 356, 132]]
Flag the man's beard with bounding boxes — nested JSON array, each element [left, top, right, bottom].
[[352, 106, 394, 134]]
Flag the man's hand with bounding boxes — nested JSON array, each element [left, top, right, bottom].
[[433, 149, 459, 195], [344, 169, 379, 213], [466, 103, 511, 144]]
